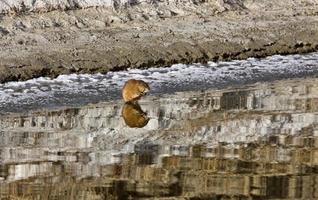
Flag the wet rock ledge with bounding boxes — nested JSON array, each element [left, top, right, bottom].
[[0, 0, 318, 83]]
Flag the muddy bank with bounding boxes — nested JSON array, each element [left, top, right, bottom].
[[1, 0, 318, 82]]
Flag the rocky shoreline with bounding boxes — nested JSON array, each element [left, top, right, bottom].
[[0, 0, 318, 83]]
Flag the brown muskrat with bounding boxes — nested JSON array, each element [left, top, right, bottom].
[[122, 79, 150, 102]]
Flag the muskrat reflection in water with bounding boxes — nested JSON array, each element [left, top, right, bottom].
[[122, 79, 150, 103], [122, 102, 150, 128], [121, 79, 150, 128]]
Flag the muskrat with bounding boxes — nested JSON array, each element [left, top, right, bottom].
[[122, 79, 150, 102]]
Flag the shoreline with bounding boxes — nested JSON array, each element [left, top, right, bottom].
[[0, 52, 317, 115], [1, 1, 318, 83]]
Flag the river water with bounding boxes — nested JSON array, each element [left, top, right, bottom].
[[1, 53, 318, 199]]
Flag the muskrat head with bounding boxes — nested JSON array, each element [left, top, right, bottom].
[[137, 81, 150, 96]]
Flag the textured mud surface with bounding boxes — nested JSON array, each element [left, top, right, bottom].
[[1, 0, 318, 82]]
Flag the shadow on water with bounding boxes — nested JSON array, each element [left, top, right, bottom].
[[1, 78, 318, 199]]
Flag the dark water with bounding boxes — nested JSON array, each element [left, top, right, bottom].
[[1, 77, 318, 199]]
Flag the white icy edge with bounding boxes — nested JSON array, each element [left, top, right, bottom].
[[0, 52, 317, 108]]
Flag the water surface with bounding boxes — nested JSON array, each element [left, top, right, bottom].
[[1, 53, 318, 199], [1, 76, 318, 199]]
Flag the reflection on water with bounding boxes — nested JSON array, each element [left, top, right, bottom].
[[122, 102, 150, 128], [1, 78, 318, 199]]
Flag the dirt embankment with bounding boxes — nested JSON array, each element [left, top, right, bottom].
[[0, 0, 318, 83]]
